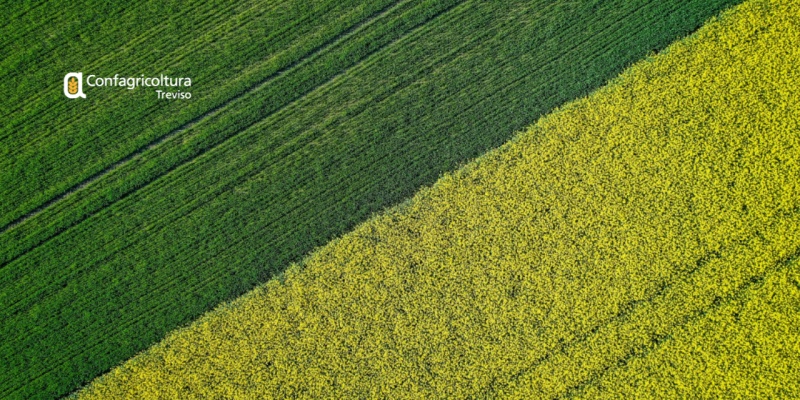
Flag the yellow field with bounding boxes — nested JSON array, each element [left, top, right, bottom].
[[572, 256, 800, 399], [75, 0, 800, 398]]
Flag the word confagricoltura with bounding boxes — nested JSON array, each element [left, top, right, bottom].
[[64, 73, 192, 99]]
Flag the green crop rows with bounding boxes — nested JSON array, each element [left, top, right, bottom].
[[0, 0, 740, 398]]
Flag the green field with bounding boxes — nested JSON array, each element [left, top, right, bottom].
[[0, 0, 741, 398]]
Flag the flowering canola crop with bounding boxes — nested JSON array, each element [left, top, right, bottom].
[[75, 0, 800, 398]]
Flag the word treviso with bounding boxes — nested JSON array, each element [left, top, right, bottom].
[[86, 74, 192, 99]]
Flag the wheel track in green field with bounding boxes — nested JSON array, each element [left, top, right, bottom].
[[0, 0, 411, 236], [0, 0, 401, 224]]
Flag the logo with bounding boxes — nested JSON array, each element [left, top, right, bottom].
[[64, 72, 86, 99], [62, 72, 192, 100]]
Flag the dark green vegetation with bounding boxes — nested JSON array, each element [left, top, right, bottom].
[[0, 0, 740, 398]]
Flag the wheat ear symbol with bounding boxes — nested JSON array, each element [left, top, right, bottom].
[[68, 77, 78, 95]]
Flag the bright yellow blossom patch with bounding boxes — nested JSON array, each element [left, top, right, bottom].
[[75, 0, 800, 398]]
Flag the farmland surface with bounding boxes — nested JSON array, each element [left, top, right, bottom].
[[2, 0, 741, 399], [73, 0, 800, 397]]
